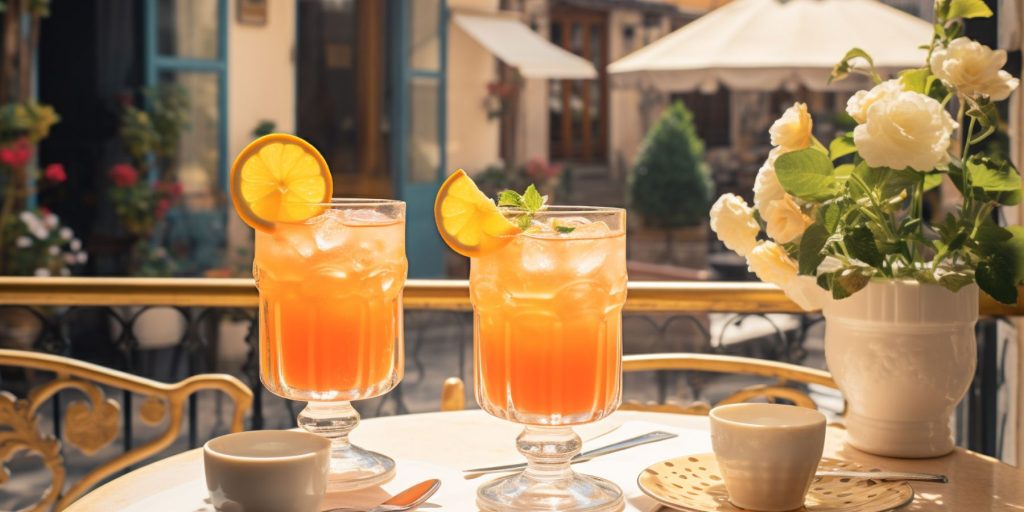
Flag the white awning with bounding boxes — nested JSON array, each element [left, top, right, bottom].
[[453, 13, 597, 80]]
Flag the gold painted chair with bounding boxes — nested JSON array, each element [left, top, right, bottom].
[[0, 348, 253, 511], [439, 353, 839, 415]]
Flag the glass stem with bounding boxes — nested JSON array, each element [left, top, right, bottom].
[[298, 400, 359, 453], [517, 426, 581, 483]]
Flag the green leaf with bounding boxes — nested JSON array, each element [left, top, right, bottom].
[[555, 225, 576, 234], [975, 220, 1013, 250], [829, 133, 857, 161], [846, 226, 884, 267], [977, 261, 1016, 304], [899, 67, 931, 94], [818, 267, 875, 300], [830, 48, 880, 84], [851, 163, 919, 201], [923, 172, 944, 191], [516, 215, 533, 231], [966, 155, 1022, 206], [774, 148, 840, 201], [798, 224, 830, 275], [521, 184, 544, 211], [948, 0, 993, 19], [834, 163, 855, 179], [939, 271, 975, 293], [497, 190, 523, 207], [818, 202, 843, 232]]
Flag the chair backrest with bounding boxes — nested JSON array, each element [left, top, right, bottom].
[[439, 353, 838, 415], [621, 353, 838, 414], [0, 349, 252, 511]]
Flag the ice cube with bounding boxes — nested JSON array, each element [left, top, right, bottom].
[[520, 238, 556, 273], [313, 211, 350, 251], [274, 224, 316, 258], [342, 208, 392, 226], [566, 220, 611, 238]]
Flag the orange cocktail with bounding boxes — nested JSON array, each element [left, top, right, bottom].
[[254, 202, 406, 401], [471, 212, 626, 424]]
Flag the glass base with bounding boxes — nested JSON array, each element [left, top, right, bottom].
[[477, 425, 623, 512], [326, 444, 396, 492], [298, 400, 395, 492], [477, 471, 623, 512]]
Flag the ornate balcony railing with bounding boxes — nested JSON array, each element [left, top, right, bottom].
[[0, 277, 1017, 483]]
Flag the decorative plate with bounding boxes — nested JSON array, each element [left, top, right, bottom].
[[638, 454, 914, 512]]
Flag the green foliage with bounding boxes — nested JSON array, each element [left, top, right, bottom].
[[775, 149, 840, 200], [119, 84, 191, 177], [0, 101, 59, 142], [629, 101, 710, 228], [498, 184, 546, 230]]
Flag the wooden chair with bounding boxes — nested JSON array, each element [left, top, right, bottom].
[[0, 349, 253, 511], [439, 353, 839, 415]]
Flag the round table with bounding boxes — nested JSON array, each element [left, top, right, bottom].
[[68, 410, 1024, 511]]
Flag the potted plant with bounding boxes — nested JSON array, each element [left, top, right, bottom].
[[710, 1, 1020, 458], [630, 101, 711, 265]]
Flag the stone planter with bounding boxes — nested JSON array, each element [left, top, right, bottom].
[[823, 280, 977, 458]]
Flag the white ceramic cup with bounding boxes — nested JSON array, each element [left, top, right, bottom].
[[204, 430, 331, 512], [710, 403, 826, 512]]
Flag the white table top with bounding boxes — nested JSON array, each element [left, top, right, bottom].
[[67, 410, 1024, 511]]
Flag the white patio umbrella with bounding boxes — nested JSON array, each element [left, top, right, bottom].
[[608, 0, 934, 92]]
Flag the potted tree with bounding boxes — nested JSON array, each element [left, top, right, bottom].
[[629, 101, 711, 266]]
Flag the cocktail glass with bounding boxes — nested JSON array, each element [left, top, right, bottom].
[[253, 198, 406, 491], [471, 206, 627, 511]]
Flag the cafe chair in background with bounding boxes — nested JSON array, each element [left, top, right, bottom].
[[0, 349, 252, 511], [440, 353, 839, 415]]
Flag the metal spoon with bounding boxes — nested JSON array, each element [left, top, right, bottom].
[[816, 470, 948, 483], [463, 431, 678, 476], [325, 479, 441, 512]]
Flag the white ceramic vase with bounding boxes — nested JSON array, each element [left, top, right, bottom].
[[823, 280, 977, 458]]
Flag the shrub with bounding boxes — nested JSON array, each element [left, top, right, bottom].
[[629, 101, 710, 228]]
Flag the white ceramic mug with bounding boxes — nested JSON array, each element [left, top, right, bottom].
[[204, 430, 331, 512], [710, 403, 826, 511]]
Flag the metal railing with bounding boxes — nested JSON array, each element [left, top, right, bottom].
[[2, 277, 1021, 314]]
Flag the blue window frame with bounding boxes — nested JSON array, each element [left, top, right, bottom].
[[144, 0, 229, 189]]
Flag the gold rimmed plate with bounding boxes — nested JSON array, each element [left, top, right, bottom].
[[638, 454, 913, 512]]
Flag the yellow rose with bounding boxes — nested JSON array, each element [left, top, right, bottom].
[[854, 91, 957, 172], [753, 153, 785, 210], [769, 102, 813, 152], [762, 195, 812, 244], [710, 193, 759, 257], [845, 79, 903, 124], [930, 37, 1020, 101], [747, 241, 798, 288]]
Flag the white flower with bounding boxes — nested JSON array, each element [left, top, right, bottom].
[[70, 239, 81, 251], [43, 212, 58, 229], [846, 79, 903, 124], [762, 195, 812, 244], [63, 253, 77, 265], [930, 37, 1020, 101], [59, 227, 72, 240], [19, 210, 43, 235], [747, 241, 798, 288], [769, 102, 813, 152], [34, 268, 50, 277], [47, 245, 59, 256], [854, 91, 957, 171], [15, 236, 31, 248], [709, 194, 760, 257], [75, 252, 88, 264], [753, 156, 786, 210], [783, 275, 828, 311], [30, 225, 49, 240]]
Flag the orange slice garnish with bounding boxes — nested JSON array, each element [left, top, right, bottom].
[[434, 169, 521, 257], [229, 133, 332, 232]]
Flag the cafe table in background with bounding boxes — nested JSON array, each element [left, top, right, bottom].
[[67, 410, 1024, 511]]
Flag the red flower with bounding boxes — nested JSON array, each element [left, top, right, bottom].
[[0, 138, 31, 168], [524, 158, 562, 180], [110, 164, 139, 187], [155, 198, 171, 219], [43, 163, 66, 183]]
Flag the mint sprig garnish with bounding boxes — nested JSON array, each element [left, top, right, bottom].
[[498, 184, 547, 230], [555, 225, 576, 234]]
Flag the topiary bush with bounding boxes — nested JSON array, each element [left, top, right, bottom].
[[629, 100, 710, 229]]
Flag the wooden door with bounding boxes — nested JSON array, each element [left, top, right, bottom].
[[549, 7, 608, 162]]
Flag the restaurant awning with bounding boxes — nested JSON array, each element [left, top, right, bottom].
[[608, 0, 933, 92], [453, 13, 598, 80]]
